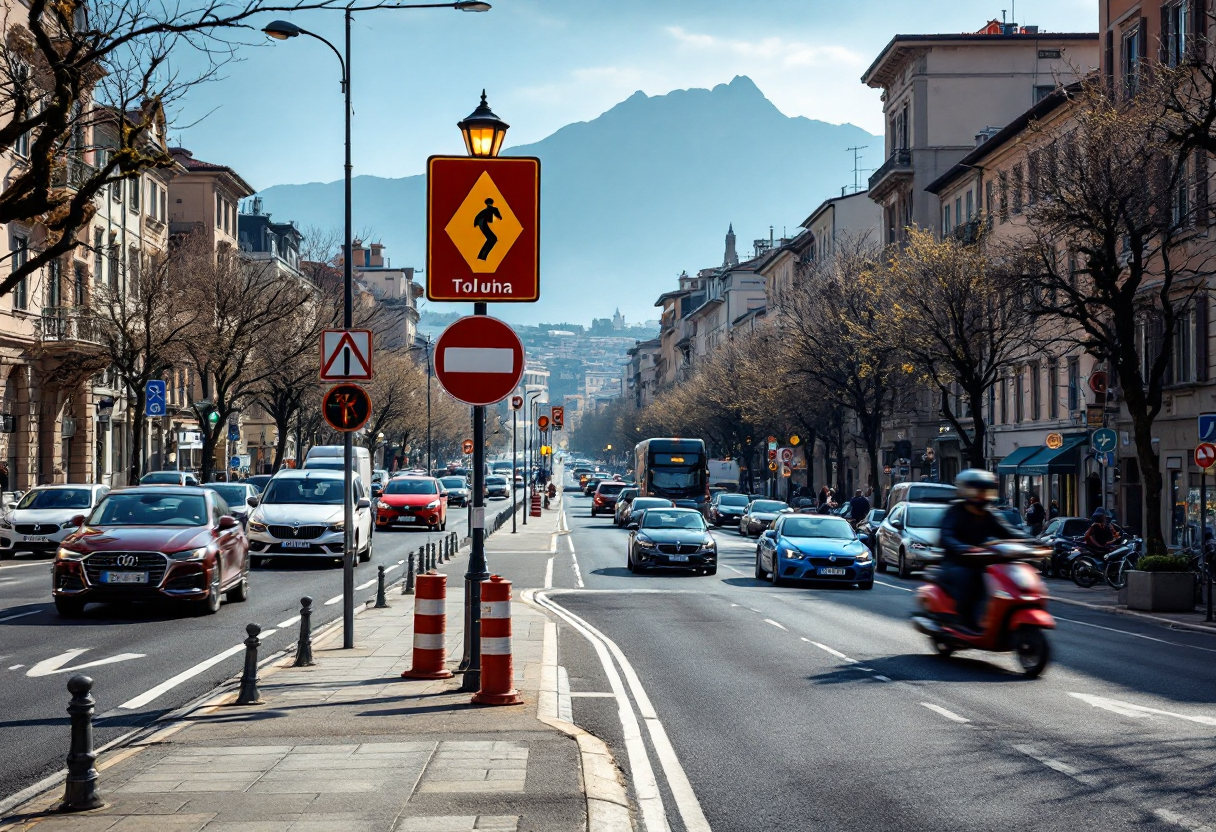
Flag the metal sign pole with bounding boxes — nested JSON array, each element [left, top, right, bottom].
[[1204, 467, 1213, 622], [512, 409, 518, 534], [460, 302, 491, 692], [341, 8, 355, 651]]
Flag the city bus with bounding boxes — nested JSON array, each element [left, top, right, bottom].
[[634, 438, 710, 506]]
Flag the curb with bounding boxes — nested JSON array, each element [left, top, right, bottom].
[[1051, 595, 1216, 635]]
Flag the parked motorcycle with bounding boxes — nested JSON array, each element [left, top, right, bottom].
[[911, 540, 1056, 678], [1069, 536, 1143, 589]]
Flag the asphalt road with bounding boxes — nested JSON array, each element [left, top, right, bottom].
[[543, 488, 1216, 832], [0, 498, 518, 804]]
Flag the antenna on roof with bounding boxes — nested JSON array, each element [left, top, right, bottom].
[[846, 145, 869, 193]]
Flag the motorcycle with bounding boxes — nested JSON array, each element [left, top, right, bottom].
[[1069, 536, 1143, 589], [911, 540, 1056, 678]]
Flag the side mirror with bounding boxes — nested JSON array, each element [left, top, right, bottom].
[[763, 530, 777, 539], [371, 484, 383, 497], [69, 514, 87, 527], [892, 520, 903, 530], [858, 533, 871, 544], [246, 496, 259, 508], [627, 523, 639, 531], [217, 515, 239, 531], [357, 498, 371, 510]]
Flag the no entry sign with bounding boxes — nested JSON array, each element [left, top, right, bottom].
[[434, 316, 526, 407], [1197, 442, 1216, 471]]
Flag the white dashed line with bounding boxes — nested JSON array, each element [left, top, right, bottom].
[[8, 664, 23, 670], [764, 619, 787, 631], [277, 615, 301, 629], [324, 594, 343, 606], [1013, 744, 1101, 787], [875, 580, 915, 592], [809, 641, 858, 663], [873, 675, 891, 682], [0, 610, 39, 623], [921, 702, 970, 723], [1069, 692, 1216, 726], [1154, 808, 1214, 832], [355, 578, 376, 590]]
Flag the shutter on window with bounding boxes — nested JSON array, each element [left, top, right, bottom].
[[1162, 5, 1172, 62], [1198, 293, 1210, 382], [1197, 149, 1210, 226], [1106, 31, 1115, 84]]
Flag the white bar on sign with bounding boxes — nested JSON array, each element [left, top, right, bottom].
[[443, 347, 514, 374]]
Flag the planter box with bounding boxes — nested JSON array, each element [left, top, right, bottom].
[[1126, 571, 1196, 613]]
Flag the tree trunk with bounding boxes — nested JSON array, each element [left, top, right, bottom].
[[966, 386, 988, 469], [1131, 409, 1167, 554], [128, 384, 146, 483]]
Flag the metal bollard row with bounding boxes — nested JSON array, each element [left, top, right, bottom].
[[375, 564, 389, 608], [403, 551, 416, 595], [60, 675, 103, 812], [294, 597, 315, 667]]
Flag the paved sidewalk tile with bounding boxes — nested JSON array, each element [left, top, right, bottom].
[[394, 817, 519, 832]]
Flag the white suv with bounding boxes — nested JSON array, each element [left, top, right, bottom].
[[245, 470, 373, 566]]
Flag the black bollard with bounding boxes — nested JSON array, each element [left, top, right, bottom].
[[375, 565, 389, 608], [404, 552, 416, 595], [235, 623, 263, 705], [59, 675, 103, 812], [294, 597, 315, 667], [428, 542, 435, 571]]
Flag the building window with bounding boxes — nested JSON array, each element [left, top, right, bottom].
[[1165, 1, 1190, 67], [48, 257, 61, 307], [1012, 164, 1024, 214], [985, 180, 994, 215], [1174, 154, 1191, 227], [999, 375, 1008, 424], [1174, 306, 1196, 383], [1034, 84, 1056, 103], [966, 190, 974, 221], [1123, 24, 1142, 93], [1067, 357, 1080, 411], [216, 192, 222, 229], [129, 246, 140, 296], [93, 229, 104, 284], [74, 265, 86, 305], [954, 197, 962, 228], [1030, 361, 1041, 420], [107, 232, 118, 289], [11, 235, 28, 310], [1048, 359, 1060, 419], [1014, 370, 1025, 422], [14, 128, 29, 158], [943, 204, 951, 236], [999, 171, 1009, 221], [988, 383, 997, 426], [129, 175, 140, 213]]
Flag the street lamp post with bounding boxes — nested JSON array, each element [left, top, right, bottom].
[[263, 0, 490, 651]]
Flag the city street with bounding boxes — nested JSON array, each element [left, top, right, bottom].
[[0, 500, 516, 804], [536, 487, 1216, 832]]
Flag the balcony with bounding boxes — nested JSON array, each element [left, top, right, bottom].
[[951, 217, 992, 245], [37, 307, 103, 351], [51, 156, 96, 191], [867, 148, 913, 199]]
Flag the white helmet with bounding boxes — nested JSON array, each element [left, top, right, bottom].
[[955, 469, 997, 505]]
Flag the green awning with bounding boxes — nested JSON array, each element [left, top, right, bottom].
[[1018, 434, 1089, 475], [996, 445, 1041, 474]]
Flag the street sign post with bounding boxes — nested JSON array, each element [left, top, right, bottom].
[[145, 380, 166, 417], [1096, 451, 1116, 466], [320, 329, 373, 382], [1092, 428, 1118, 454], [434, 316, 526, 406], [1196, 443, 1216, 471], [321, 384, 372, 433], [426, 156, 541, 302]]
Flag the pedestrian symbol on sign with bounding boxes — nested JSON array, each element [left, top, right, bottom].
[[475, 199, 502, 260]]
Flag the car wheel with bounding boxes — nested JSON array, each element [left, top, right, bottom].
[[898, 549, 911, 579], [359, 535, 372, 563], [755, 552, 765, 581], [226, 570, 250, 602], [197, 575, 221, 615], [627, 549, 636, 573], [771, 557, 784, 587], [55, 597, 85, 617]]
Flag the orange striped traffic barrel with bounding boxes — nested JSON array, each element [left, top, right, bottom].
[[402, 571, 453, 679], [471, 575, 523, 705], [530, 489, 542, 517]]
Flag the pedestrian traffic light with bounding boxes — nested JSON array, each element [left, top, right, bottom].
[[194, 399, 220, 428]]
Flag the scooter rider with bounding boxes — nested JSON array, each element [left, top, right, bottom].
[[1083, 508, 1123, 556], [938, 469, 1025, 634]]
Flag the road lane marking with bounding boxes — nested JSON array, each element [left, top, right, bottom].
[[873, 675, 891, 682], [764, 619, 787, 631], [119, 643, 246, 709], [356, 578, 376, 590], [1068, 692, 1216, 726], [809, 640, 859, 663], [1154, 808, 1214, 832], [0, 610, 40, 623], [1013, 744, 1102, 787], [921, 703, 970, 723], [1055, 616, 1216, 654], [0, 561, 49, 570], [277, 615, 302, 629], [324, 594, 343, 605], [9, 664, 23, 670], [544, 556, 554, 589], [719, 563, 744, 575], [875, 580, 915, 592], [385, 561, 403, 574], [569, 540, 584, 588], [569, 692, 616, 698]]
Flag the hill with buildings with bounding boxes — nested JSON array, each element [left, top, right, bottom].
[[257, 75, 878, 325]]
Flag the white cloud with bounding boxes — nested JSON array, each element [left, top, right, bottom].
[[665, 26, 866, 69]]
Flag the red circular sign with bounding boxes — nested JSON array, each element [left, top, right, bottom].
[[537, 416, 550, 431], [462, 439, 475, 455], [434, 316, 526, 407], [511, 395, 523, 410], [1197, 443, 1216, 470]]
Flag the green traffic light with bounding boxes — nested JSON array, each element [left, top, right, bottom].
[[208, 412, 219, 425]]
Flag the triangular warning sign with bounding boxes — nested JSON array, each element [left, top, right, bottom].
[[320, 330, 373, 381]]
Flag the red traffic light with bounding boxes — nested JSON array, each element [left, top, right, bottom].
[[768, 449, 777, 461]]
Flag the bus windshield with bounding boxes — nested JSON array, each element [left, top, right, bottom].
[[635, 438, 708, 502]]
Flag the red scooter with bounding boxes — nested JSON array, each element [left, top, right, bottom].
[[911, 541, 1056, 677]]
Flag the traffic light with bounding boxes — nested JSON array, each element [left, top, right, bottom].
[[194, 399, 220, 428]]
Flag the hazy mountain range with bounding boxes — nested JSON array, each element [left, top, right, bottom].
[[258, 75, 879, 325]]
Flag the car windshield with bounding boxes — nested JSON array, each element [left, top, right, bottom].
[[641, 510, 707, 530], [781, 516, 854, 539], [140, 472, 183, 484], [868, 510, 886, 522], [17, 488, 93, 510], [632, 498, 673, 512], [207, 485, 249, 505], [385, 479, 438, 495], [1061, 519, 1088, 537], [598, 484, 625, 494], [718, 495, 749, 507], [487, 477, 507, 485], [91, 493, 207, 526], [907, 506, 949, 527], [441, 478, 466, 489], [246, 476, 272, 492], [752, 500, 787, 513], [261, 477, 345, 505]]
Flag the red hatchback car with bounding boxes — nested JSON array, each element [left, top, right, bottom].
[[52, 487, 250, 617], [376, 477, 448, 531]]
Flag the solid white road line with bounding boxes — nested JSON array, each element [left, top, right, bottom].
[[324, 594, 343, 605], [557, 665, 573, 723], [875, 580, 915, 592], [920, 702, 971, 724], [545, 556, 554, 590], [1154, 808, 1215, 832], [1068, 692, 1216, 726], [0, 610, 40, 623], [0, 561, 49, 570], [1055, 615, 1216, 654], [568, 537, 585, 588], [569, 691, 617, 698], [872, 675, 891, 682], [719, 563, 744, 575], [277, 615, 302, 629], [356, 578, 376, 590], [764, 619, 787, 631], [1012, 744, 1102, 787], [120, 643, 245, 709]]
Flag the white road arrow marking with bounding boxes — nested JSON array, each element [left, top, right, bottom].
[[1069, 692, 1216, 726], [26, 649, 146, 677]]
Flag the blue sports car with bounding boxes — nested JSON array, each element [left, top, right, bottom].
[[755, 514, 874, 589]]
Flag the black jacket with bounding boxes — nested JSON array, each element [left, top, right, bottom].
[[849, 496, 871, 521], [939, 502, 1025, 564]]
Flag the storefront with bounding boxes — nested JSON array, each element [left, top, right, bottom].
[[996, 433, 1088, 516]]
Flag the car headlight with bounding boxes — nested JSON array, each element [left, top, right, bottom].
[[778, 544, 803, 560], [328, 521, 345, 532], [377, 500, 392, 511], [426, 500, 441, 509], [248, 520, 268, 533], [855, 548, 873, 563], [170, 546, 210, 561], [636, 535, 656, 549], [55, 546, 84, 561]]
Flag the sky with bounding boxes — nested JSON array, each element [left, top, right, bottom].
[[174, 0, 1099, 194]]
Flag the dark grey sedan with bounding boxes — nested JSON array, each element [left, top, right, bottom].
[[627, 508, 717, 575], [740, 499, 791, 537]]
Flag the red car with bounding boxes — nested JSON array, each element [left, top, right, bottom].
[[52, 486, 250, 617], [376, 477, 448, 531]]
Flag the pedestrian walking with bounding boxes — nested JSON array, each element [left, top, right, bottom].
[[1025, 494, 1046, 536], [848, 489, 871, 525], [1048, 499, 1060, 520]]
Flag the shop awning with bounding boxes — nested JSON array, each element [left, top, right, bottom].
[[996, 445, 1041, 475], [1017, 434, 1089, 475]]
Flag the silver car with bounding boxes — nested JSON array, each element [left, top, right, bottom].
[[245, 470, 373, 566], [740, 499, 791, 537], [876, 501, 948, 578], [0, 484, 109, 558]]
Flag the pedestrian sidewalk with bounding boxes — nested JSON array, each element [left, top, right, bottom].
[[1047, 575, 1216, 634], [0, 499, 629, 832]]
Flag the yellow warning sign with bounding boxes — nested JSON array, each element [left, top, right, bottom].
[[444, 171, 524, 274]]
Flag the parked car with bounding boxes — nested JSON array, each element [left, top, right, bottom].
[[755, 514, 874, 589], [485, 476, 511, 500], [303, 445, 373, 495], [514, 474, 525, 490], [376, 476, 447, 531], [1, 485, 109, 558], [884, 481, 957, 512], [877, 501, 949, 578], [440, 476, 470, 507], [709, 493, 750, 527], [51, 487, 250, 616], [245, 470, 373, 566], [619, 496, 674, 529], [140, 471, 200, 486], [206, 483, 261, 529], [740, 499, 791, 537], [591, 481, 627, 517], [856, 509, 886, 555], [626, 507, 717, 575], [613, 488, 639, 527], [245, 475, 273, 494]]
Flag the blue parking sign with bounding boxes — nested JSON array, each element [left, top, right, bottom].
[[144, 380, 166, 417], [1200, 413, 1216, 442]]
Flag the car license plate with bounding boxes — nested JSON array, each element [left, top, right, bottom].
[[818, 567, 847, 576], [280, 541, 311, 549], [668, 554, 689, 562], [398, 516, 416, 523], [102, 571, 147, 584], [22, 536, 49, 543]]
